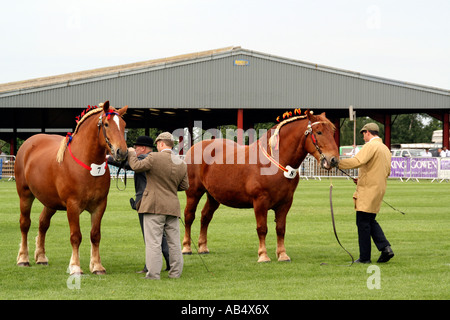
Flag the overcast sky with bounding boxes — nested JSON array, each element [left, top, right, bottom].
[[1, 0, 449, 89]]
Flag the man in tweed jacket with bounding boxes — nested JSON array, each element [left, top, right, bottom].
[[128, 132, 189, 279]]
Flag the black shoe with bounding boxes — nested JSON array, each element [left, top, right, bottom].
[[355, 258, 372, 264], [136, 267, 148, 274], [377, 246, 394, 263]]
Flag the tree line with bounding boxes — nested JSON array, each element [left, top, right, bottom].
[[0, 113, 443, 155], [339, 113, 441, 146]]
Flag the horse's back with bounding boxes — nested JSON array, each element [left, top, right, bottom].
[[16, 134, 62, 174]]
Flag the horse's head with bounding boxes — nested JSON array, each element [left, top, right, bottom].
[[99, 101, 128, 162], [304, 111, 339, 170]]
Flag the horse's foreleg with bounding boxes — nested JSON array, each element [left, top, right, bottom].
[[89, 202, 106, 275], [17, 194, 35, 267], [198, 194, 220, 254], [67, 205, 83, 275], [35, 206, 56, 265], [254, 201, 270, 263], [274, 201, 292, 262]]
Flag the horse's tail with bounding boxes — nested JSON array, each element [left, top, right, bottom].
[[56, 137, 67, 163]]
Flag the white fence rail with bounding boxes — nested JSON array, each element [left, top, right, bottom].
[[0, 155, 15, 181], [299, 155, 450, 182], [2, 154, 448, 182]]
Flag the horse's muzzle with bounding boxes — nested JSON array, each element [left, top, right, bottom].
[[321, 156, 339, 170], [113, 148, 128, 162]]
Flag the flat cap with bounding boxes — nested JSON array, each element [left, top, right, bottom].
[[360, 123, 379, 133], [155, 132, 174, 143]]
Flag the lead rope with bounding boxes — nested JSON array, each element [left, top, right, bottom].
[[116, 160, 127, 191], [321, 177, 354, 266]]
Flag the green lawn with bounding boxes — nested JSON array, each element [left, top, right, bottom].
[[0, 179, 449, 300]]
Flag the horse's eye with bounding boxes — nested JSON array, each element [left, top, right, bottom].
[[104, 122, 109, 128], [317, 131, 322, 135]]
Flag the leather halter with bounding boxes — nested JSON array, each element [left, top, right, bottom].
[[305, 121, 326, 162], [97, 111, 119, 151]]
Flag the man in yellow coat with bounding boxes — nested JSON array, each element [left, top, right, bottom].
[[338, 123, 394, 263]]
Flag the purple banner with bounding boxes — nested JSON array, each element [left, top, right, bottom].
[[390, 157, 408, 178], [390, 157, 438, 178], [440, 159, 450, 170], [410, 158, 438, 178]]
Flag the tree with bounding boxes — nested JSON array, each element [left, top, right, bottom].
[[391, 114, 441, 144], [340, 113, 441, 146], [340, 117, 383, 146]]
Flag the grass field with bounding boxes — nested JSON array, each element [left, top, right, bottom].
[[0, 178, 449, 300]]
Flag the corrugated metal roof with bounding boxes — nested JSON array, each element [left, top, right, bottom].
[[0, 46, 449, 110], [0, 46, 239, 95]]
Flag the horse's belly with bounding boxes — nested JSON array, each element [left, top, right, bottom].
[[203, 168, 254, 208]]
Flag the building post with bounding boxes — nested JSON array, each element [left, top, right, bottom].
[[237, 109, 244, 145], [443, 112, 449, 149], [384, 114, 391, 150]]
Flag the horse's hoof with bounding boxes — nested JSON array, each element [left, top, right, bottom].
[[182, 251, 192, 255], [93, 270, 106, 275], [277, 253, 291, 262], [198, 251, 209, 255], [17, 262, 31, 267], [182, 247, 192, 255], [68, 267, 84, 275], [257, 256, 271, 263], [258, 259, 271, 263], [36, 262, 49, 265]]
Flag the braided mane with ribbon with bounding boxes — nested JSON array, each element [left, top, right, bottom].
[[56, 102, 117, 164], [268, 108, 308, 155]]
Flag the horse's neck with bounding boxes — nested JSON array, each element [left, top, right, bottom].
[[71, 117, 106, 164], [274, 121, 309, 168]]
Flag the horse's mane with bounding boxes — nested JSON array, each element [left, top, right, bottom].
[[56, 106, 104, 163], [268, 110, 335, 151]]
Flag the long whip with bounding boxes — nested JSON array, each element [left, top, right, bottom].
[[322, 179, 354, 266], [179, 218, 214, 276]]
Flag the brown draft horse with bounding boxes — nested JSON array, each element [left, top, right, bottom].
[[14, 101, 128, 275], [182, 111, 339, 262]]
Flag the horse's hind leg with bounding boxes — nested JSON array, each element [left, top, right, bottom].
[[182, 191, 204, 254], [35, 206, 56, 265], [17, 190, 35, 267], [198, 193, 220, 254]]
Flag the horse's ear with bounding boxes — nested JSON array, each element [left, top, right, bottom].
[[102, 101, 110, 113], [118, 105, 128, 116]]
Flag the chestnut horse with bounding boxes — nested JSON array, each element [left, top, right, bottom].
[[15, 101, 128, 275], [182, 111, 339, 262]]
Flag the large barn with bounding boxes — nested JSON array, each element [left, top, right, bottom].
[[1, 46, 449, 154]]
